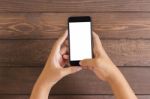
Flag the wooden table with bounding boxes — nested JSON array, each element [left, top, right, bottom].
[[0, 0, 150, 99]]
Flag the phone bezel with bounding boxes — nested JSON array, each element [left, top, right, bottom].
[[68, 16, 93, 66]]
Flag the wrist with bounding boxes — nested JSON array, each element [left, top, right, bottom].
[[38, 71, 56, 89], [41, 65, 60, 87], [106, 66, 125, 85], [30, 78, 53, 99]]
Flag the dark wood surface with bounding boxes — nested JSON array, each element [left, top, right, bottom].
[[0, 13, 150, 39], [0, 0, 150, 99], [0, 67, 150, 94], [0, 40, 149, 67], [0, 95, 150, 99], [1, 0, 150, 12]]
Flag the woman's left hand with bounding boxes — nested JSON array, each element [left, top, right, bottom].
[[38, 30, 82, 87]]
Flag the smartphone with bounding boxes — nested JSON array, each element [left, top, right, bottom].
[[68, 16, 93, 66]]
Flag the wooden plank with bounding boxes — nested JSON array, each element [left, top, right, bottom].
[[0, 95, 28, 99], [0, 67, 150, 94], [0, 40, 149, 67], [1, 0, 150, 12], [0, 95, 150, 99], [0, 13, 150, 39], [0, 40, 53, 67]]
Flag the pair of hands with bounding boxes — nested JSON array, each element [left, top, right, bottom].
[[40, 30, 117, 87], [31, 30, 137, 99]]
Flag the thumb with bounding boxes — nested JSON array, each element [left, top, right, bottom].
[[80, 59, 93, 67], [62, 66, 82, 76]]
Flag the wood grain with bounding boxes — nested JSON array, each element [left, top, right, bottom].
[[1, 0, 150, 12], [0, 13, 150, 39], [0, 0, 149, 98], [0, 67, 150, 94], [0, 95, 150, 99], [0, 39, 149, 67]]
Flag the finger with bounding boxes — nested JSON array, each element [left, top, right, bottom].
[[63, 54, 69, 59], [64, 40, 69, 46], [92, 32, 103, 56], [92, 32, 102, 47], [62, 66, 82, 76], [81, 66, 88, 69], [55, 30, 68, 49], [60, 46, 68, 55], [80, 59, 95, 71], [79, 59, 93, 67]]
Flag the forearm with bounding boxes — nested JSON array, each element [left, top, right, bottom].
[[30, 81, 52, 99], [108, 66, 137, 99], [30, 70, 54, 99]]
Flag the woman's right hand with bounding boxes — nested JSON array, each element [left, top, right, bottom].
[[80, 32, 137, 99], [80, 32, 119, 81]]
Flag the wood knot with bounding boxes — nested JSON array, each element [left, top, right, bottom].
[[8, 22, 35, 33]]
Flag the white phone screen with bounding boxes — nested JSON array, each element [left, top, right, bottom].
[[69, 22, 92, 61]]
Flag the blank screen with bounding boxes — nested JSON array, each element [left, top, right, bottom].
[[69, 22, 92, 61]]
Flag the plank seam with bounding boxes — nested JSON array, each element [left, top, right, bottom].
[[0, 38, 150, 40], [0, 66, 150, 68], [1, 11, 150, 13], [0, 93, 150, 95]]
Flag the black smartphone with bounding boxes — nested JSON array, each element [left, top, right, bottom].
[[68, 16, 93, 66]]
